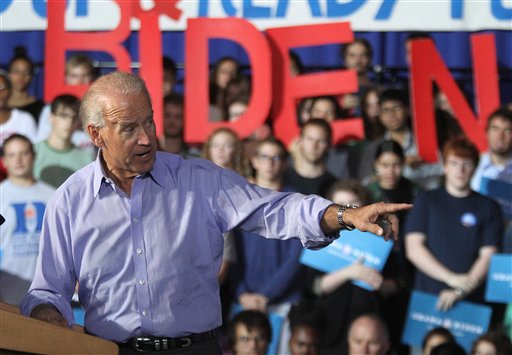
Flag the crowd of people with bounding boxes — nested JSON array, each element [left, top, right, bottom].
[[0, 35, 511, 355]]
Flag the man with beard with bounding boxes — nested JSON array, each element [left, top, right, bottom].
[[471, 107, 512, 250], [471, 108, 512, 191]]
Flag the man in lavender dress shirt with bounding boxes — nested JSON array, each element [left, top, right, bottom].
[[20, 72, 410, 354]]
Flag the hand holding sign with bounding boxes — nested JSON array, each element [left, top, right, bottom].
[[346, 257, 383, 290]]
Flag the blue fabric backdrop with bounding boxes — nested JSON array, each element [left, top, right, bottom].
[[1, 30, 511, 104]]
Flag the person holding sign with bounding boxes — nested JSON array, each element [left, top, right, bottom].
[[20, 72, 410, 354], [301, 179, 383, 355], [405, 136, 503, 312]]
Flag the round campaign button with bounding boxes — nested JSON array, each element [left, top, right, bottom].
[[460, 212, 477, 228]]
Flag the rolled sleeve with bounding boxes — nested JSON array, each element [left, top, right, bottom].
[[211, 169, 335, 249]]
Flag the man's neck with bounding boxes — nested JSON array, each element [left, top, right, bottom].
[[388, 129, 409, 146], [8, 176, 36, 187], [490, 150, 512, 167], [9, 91, 33, 106], [100, 154, 135, 196], [294, 157, 326, 179], [254, 176, 282, 191], [445, 183, 471, 198], [47, 134, 72, 151]]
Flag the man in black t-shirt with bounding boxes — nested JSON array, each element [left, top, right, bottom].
[[284, 119, 336, 197]]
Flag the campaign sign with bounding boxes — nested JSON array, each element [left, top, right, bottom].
[[300, 229, 392, 291], [480, 177, 512, 219], [73, 306, 85, 326], [402, 291, 492, 352], [485, 254, 512, 303]]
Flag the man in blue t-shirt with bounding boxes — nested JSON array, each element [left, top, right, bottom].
[[405, 136, 503, 310]]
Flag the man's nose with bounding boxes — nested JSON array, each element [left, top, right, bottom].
[[138, 127, 152, 145]]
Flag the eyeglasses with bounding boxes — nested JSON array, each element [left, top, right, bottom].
[[380, 104, 404, 115], [257, 154, 283, 163]]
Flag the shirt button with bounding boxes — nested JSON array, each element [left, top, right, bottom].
[[142, 310, 147, 316], [136, 248, 143, 254], [139, 279, 145, 285], [133, 218, 139, 223]]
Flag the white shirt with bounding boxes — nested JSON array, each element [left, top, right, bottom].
[[0, 109, 37, 145], [0, 180, 55, 282], [471, 152, 512, 192]]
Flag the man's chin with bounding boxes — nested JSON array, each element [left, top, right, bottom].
[[136, 154, 156, 172]]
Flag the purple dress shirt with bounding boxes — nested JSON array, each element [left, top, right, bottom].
[[21, 151, 333, 342]]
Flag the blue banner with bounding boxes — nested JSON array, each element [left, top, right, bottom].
[[480, 177, 512, 219], [485, 254, 512, 304], [402, 291, 492, 352], [300, 229, 392, 291], [1, 1, 511, 31]]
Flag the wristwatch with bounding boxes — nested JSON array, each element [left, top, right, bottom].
[[454, 288, 466, 297], [337, 204, 358, 231]]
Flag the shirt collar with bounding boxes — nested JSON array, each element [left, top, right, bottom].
[[480, 152, 512, 169], [92, 150, 164, 197], [384, 129, 412, 149]]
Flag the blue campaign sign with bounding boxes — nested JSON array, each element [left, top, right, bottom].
[[485, 254, 512, 303], [480, 177, 512, 219], [73, 306, 85, 326], [402, 291, 492, 352], [266, 312, 284, 355], [300, 229, 392, 291]]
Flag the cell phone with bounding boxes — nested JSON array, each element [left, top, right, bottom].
[[376, 217, 390, 237]]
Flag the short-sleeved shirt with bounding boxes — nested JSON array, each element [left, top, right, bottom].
[[405, 188, 503, 301]]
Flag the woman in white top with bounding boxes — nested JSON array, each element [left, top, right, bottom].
[[0, 71, 37, 146]]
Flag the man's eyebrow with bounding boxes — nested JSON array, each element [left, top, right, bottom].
[[117, 121, 135, 128]]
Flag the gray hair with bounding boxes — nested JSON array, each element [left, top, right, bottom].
[[79, 71, 151, 128]]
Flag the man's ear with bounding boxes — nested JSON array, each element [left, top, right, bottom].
[[87, 124, 104, 148]]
